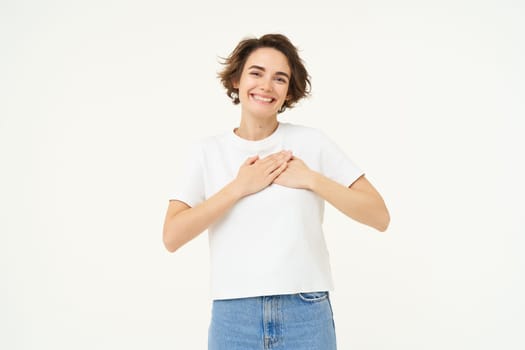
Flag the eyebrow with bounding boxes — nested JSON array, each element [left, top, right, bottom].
[[248, 65, 290, 80]]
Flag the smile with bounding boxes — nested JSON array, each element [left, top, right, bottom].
[[250, 94, 275, 103]]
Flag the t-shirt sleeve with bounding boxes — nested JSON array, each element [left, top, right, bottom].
[[169, 143, 205, 207], [318, 131, 364, 188]]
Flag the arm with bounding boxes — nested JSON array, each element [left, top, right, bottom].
[[311, 173, 390, 232], [273, 157, 390, 232], [162, 182, 243, 253], [162, 151, 293, 252]]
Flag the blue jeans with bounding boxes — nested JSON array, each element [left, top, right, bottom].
[[208, 292, 337, 349]]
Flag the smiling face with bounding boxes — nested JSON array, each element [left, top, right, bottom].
[[233, 47, 291, 120]]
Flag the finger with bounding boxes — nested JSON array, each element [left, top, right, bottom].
[[269, 160, 288, 178], [268, 153, 292, 168], [265, 158, 286, 174], [262, 150, 291, 161], [258, 156, 282, 170], [244, 155, 259, 165]]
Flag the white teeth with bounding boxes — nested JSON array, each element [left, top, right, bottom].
[[252, 94, 273, 102]]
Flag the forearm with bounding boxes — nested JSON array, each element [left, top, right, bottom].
[[163, 151, 293, 252], [163, 181, 243, 252], [309, 173, 390, 232]]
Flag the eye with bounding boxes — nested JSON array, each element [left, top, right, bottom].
[[275, 77, 288, 84], [249, 71, 261, 77]]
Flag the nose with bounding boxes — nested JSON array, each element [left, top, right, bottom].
[[260, 77, 272, 92]]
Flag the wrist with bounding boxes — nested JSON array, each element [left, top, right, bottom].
[[307, 170, 322, 191], [224, 180, 246, 201]]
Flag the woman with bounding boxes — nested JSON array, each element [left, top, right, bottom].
[[163, 33, 390, 349]]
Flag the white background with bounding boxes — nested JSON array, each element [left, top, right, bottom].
[[2, 0, 524, 349]]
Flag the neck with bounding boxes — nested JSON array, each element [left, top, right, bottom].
[[235, 116, 279, 141]]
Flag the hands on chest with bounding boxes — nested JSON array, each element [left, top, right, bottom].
[[233, 150, 315, 198]]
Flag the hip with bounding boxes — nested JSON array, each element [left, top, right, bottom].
[[208, 291, 337, 350]]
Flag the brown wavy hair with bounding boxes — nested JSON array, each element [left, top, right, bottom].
[[218, 33, 311, 113]]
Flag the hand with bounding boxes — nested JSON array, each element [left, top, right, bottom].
[[232, 150, 293, 197], [273, 156, 316, 190]]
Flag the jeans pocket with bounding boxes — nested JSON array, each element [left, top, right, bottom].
[[298, 291, 329, 302]]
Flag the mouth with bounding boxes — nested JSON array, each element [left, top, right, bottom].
[[250, 93, 275, 104]]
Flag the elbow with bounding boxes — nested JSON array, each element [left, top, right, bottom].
[[163, 236, 180, 253], [163, 240, 179, 253], [162, 227, 181, 253], [376, 209, 390, 232], [376, 221, 389, 232]]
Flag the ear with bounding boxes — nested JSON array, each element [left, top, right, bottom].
[[232, 79, 239, 89]]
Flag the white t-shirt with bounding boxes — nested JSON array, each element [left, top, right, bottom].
[[171, 122, 363, 300]]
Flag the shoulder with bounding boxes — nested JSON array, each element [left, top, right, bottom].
[[192, 129, 231, 150], [280, 122, 325, 139], [280, 122, 331, 144]]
